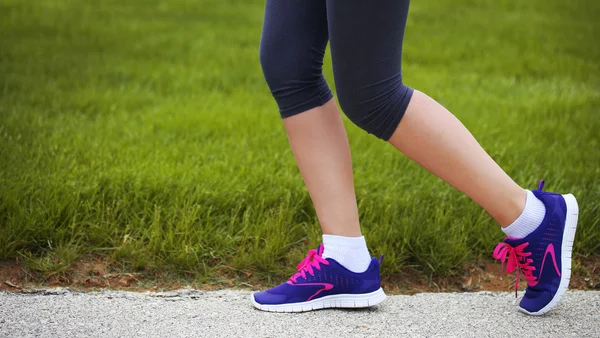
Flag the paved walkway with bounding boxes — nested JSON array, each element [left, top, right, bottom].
[[1, 289, 598, 337]]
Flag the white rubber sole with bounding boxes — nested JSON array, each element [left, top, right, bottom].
[[519, 194, 579, 316], [251, 287, 386, 313]]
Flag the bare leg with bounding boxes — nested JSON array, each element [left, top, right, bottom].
[[283, 90, 526, 230], [283, 99, 361, 237], [388, 90, 526, 227]]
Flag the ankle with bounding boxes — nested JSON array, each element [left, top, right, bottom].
[[498, 189, 527, 227], [320, 219, 362, 237]]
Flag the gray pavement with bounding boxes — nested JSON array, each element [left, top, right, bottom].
[[0, 289, 598, 337]]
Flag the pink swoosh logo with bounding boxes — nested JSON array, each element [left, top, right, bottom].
[[531, 243, 561, 287], [288, 283, 334, 301]]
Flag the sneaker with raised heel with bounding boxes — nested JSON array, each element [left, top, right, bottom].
[[493, 180, 579, 315]]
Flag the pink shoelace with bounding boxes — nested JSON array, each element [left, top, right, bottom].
[[289, 249, 330, 283], [493, 242, 537, 297]]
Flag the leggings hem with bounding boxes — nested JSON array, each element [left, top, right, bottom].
[[280, 91, 334, 119], [379, 86, 414, 141]]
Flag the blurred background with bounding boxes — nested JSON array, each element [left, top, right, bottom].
[[0, 0, 598, 291]]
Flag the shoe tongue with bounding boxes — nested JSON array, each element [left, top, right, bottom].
[[316, 244, 324, 256], [504, 237, 526, 246]]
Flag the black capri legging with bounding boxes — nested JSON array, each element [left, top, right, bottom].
[[259, 0, 414, 141]]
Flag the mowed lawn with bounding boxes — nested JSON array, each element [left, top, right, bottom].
[[0, 0, 598, 284]]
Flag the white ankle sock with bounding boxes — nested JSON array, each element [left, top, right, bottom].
[[321, 234, 372, 273], [502, 190, 546, 239]]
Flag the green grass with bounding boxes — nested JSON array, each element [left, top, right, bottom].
[[1, 0, 599, 283]]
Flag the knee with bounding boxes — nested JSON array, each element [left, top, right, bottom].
[[336, 75, 414, 140], [258, 39, 290, 91], [259, 40, 331, 118]]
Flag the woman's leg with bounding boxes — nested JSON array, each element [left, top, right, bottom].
[[260, 0, 360, 237], [252, 0, 387, 312], [259, 0, 370, 272], [326, 0, 528, 227], [327, 0, 576, 315], [388, 90, 526, 227], [283, 100, 361, 238]]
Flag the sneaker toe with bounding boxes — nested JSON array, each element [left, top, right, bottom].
[[252, 291, 288, 305], [519, 289, 554, 313]]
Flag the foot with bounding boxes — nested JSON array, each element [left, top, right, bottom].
[[251, 245, 386, 312], [493, 180, 579, 315]]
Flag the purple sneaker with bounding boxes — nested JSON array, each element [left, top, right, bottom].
[[251, 245, 386, 312], [493, 180, 579, 315]]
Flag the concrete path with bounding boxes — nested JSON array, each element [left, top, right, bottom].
[[1, 289, 598, 337]]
